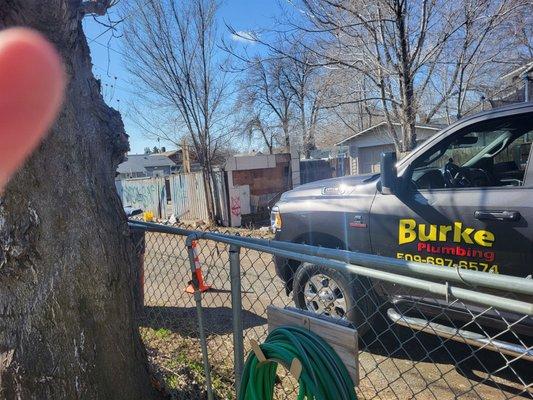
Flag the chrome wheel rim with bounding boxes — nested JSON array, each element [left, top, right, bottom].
[[303, 273, 347, 319]]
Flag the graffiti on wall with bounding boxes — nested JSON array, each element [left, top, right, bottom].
[[119, 178, 165, 218], [122, 184, 157, 208], [229, 185, 250, 227], [230, 196, 241, 217]]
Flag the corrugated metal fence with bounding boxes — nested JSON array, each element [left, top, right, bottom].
[[117, 170, 229, 223], [116, 177, 167, 219], [169, 172, 210, 222]]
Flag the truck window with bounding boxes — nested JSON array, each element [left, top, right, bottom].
[[410, 115, 533, 190]]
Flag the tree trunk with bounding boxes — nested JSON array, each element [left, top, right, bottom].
[[282, 119, 290, 153], [299, 100, 312, 159], [202, 161, 216, 225], [0, 2, 156, 399], [395, 0, 417, 153]]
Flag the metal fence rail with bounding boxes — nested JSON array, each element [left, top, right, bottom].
[[130, 221, 533, 400]]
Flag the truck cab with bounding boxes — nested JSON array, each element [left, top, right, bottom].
[[271, 103, 533, 344]]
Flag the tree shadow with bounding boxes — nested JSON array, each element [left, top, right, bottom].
[[138, 306, 267, 338]]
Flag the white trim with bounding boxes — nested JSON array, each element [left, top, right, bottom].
[[500, 61, 533, 81]]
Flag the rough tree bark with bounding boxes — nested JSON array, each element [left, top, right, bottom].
[[0, 1, 156, 399], [394, 0, 417, 154]]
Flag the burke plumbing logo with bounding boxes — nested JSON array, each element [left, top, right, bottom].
[[398, 219, 496, 262]]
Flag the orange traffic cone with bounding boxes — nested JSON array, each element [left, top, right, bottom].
[[186, 240, 211, 293]]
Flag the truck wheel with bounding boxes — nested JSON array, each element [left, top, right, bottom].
[[292, 263, 377, 336]]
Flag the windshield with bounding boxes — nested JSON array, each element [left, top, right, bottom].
[[417, 130, 510, 170], [409, 114, 533, 189]]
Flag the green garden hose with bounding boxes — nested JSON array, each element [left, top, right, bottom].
[[238, 326, 357, 400]]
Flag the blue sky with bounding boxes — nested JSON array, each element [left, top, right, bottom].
[[83, 1, 282, 154]]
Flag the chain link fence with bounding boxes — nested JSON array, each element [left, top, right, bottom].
[[130, 222, 533, 400]]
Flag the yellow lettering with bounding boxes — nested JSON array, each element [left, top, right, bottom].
[[399, 219, 417, 244], [461, 228, 474, 244], [400, 219, 494, 246], [438, 225, 452, 241], [474, 230, 495, 247], [453, 222, 474, 244], [418, 224, 437, 241], [453, 222, 462, 243]]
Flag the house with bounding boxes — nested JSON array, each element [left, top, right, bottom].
[[159, 149, 183, 165], [336, 122, 441, 175], [116, 154, 178, 179], [158, 148, 227, 172], [489, 61, 533, 107]]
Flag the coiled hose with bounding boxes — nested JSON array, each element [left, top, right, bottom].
[[238, 326, 357, 400]]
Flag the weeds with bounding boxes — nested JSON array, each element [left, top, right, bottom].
[[140, 327, 235, 399]]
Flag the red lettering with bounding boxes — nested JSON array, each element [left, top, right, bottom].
[[456, 247, 467, 257], [415, 242, 496, 263]]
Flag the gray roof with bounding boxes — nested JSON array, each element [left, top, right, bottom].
[[117, 154, 176, 174], [335, 121, 441, 146]]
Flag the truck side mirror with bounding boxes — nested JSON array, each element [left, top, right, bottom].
[[380, 151, 398, 195]]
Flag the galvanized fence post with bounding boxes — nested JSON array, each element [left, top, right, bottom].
[[229, 244, 244, 394], [186, 234, 214, 400]]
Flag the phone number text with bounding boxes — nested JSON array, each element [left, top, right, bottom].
[[396, 252, 499, 274]]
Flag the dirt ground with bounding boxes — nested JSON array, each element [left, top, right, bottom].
[[137, 231, 532, 400]]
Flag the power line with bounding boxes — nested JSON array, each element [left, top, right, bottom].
[[90, 38, 159, 85], [88, 25, 115, 44], [91, 37, 128, 59], [93, 68, 138, 95], [86, 0, 154, 43]]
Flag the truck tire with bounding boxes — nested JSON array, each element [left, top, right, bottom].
[[292, 263, 378, 336]]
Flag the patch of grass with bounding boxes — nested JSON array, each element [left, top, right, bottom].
[[164, 374, 179, 390], [152, 328, 173, 340], [141, 327, 236, 399], [172, 352, 190, 365], [189, 360, 204, 375], [212, 374, 235, 400], [166, 351, 204, 374], [162, 349, 235, 398]]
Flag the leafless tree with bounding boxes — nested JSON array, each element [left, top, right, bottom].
[[122, 0, 233, 223], [301, 0, 527, 152], [0, 1, 156, 398], [237, 57, 295, 153], [316, 69, 384, 146], [240, 0, 530, 154], [281, 49, 323, 158], [419, 0, 531, 121], [229, 33, 335, 158]]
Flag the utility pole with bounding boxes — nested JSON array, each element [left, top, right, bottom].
[[182, 138, 191, 173]]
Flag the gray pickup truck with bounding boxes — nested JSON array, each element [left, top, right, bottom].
[[271, 102, 533, 354]]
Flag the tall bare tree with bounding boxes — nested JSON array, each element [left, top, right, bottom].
[[281, 48, 333, 158], [237, 57, 294, 153], [303, 0, 521, 151], [122, 0, 232, 223], [252, 0, 530, 154], [0, 1, 155, 398], [230, 33, 334, 158]]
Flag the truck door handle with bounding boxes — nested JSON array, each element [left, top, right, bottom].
[[474, 210, 521, 221]]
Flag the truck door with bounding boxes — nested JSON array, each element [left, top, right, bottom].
[[369, 113, 533, 279]]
